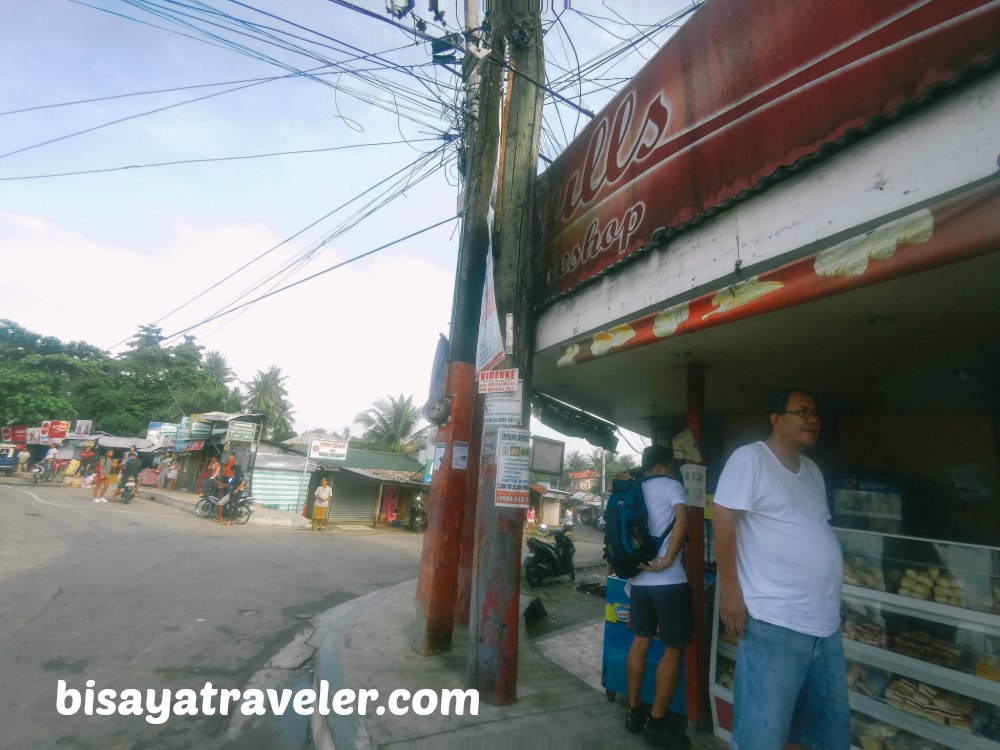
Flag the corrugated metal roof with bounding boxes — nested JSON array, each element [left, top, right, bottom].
[[342, 467, 427, 486]]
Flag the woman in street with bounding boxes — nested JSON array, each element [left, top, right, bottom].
[[312, 477, 332, 531]]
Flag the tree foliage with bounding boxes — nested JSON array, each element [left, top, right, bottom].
[[353, 394, 426, 454], [242, 365, 295, 442], [0, 320, 269, 436]]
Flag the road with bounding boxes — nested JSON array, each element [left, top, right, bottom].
[[0, 480, 424, 750]]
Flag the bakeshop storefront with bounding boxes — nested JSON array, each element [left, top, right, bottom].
[[529, 1, 1000, 747]]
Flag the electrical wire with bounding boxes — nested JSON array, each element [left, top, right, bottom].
[[0, 138, 440, 182], [159, 214, 459, 342]]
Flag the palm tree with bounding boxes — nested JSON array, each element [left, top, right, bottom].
[[354, 394, 426, 454], [243, 365, 295, 440], [204, 350, 235, 384]]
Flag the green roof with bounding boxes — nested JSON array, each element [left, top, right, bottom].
[[338, 447, 422, 472]]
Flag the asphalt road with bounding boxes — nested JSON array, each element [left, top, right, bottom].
[[0, 480, 423, 750]]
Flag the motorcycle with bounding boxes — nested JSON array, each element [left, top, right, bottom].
[[195, 489, 255, 525], [30, 461, 55, 483], [592, 514, 606, 532], [409, 499, 428, 532], [524, 523, 576, 587], [119, 476, 138, 504]]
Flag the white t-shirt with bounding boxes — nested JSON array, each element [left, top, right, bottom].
[[630, 475, 689, 587], [714, 441, 843, 637]]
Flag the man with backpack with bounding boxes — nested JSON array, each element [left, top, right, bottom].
[[622, 444, 691, 748]]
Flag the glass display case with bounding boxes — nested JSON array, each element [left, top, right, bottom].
[[708, 529, 1000, 749]]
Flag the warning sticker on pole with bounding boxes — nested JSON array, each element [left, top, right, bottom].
[[483, 381, 523, 425], [495, 428, 530, 508]]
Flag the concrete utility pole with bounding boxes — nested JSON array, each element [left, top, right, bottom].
[[410, 2, 504, 656], [468, 5, 544, 705]]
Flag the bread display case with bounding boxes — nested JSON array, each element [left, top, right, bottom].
[[708, 528, 1000, 749]]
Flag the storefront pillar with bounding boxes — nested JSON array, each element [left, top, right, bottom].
[[686, 362, 707, 727]]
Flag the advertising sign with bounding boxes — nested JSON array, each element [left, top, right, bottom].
[[483, 381, 523, 426], [478, 368, 519, 393], [40, 420, 70, 439], [11, 426, 27, 444], [226, 421, 257, 443], [495, 428, 530, 508], [476, 249, 505, 373], [25, 427, 41, 444], [189, 421, 211, 438], [533, 0, 1000, 305], [308, 439, 349, 461], [1, 427, 10, 442], [73, 420, 93, 438]]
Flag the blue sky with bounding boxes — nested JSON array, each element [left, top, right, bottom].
[[0, 0, 693, 456]]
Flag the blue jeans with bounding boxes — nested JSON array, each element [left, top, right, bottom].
[[732, 616, 850, 750]]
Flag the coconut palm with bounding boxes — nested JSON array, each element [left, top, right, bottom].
[[243, 365, 295, 440], [203, 350, 235, 384], [354, 394, 426, 454]]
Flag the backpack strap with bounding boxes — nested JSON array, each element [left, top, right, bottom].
[[652, 517, 676, 550]]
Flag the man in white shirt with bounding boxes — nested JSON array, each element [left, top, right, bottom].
[[624, 445, 691, 749], [713, 388, 849, 750]]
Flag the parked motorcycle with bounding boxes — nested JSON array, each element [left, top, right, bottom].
[[409, 499, 428, 532], [524, 523, 576, 587], [592, 514, 606, 532], [195, 490, 255, 525]]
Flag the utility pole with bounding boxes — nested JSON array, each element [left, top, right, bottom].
[[468, 5, 544, 705], [410, 0, 504, 656]]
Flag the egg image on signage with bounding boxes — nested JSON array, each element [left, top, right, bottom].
[[652, 302, 689, 338], [591, 323, 636, 356], [557, 343, 580, 368], [703, 277, 784, 319]]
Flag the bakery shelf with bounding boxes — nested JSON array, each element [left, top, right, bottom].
[[842, 585, 1000, 632], [848, 692, 998, 750], [843, 639, 1000, 706]]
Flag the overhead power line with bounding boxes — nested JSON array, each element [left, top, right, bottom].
[[0, 138, 442, 182], [161, 215, 459, 342]]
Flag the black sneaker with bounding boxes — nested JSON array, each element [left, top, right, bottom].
[[642, 716, 691, 749], [625, 704, 647, 734]]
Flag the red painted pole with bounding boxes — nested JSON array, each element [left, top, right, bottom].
[[685, 363, 707, 727], [410, 362, 475, 654], [454, 391, 484, 625]]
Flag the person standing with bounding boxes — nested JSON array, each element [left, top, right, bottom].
[[713, 388, 849, 750], [78, 446, 95, 476], [624, 444, 691, 749], [312, 477, 332, 531], [165, 455, 178, 490], [93, 450, 115, 502], [18, 447, 30, 473]]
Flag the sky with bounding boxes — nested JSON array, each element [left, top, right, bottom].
[[0, 0, 695, 460]]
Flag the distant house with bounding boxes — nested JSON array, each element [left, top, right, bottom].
[[252, 442, 427, 527], [567, 469, 599, 492]]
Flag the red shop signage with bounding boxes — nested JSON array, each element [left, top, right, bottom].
[[534, 0, 1000, 305]]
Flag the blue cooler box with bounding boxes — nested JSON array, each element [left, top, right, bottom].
[[602, 575, 686, 713]]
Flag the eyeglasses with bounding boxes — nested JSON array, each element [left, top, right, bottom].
[[782, 408, 821, 420]]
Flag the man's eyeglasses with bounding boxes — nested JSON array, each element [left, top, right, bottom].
[[782, 408, 821, 420]]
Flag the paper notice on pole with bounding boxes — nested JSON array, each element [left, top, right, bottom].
[[433, 442, 446, 471], [483, 381, 523, 425], [476, 249, 505, 373], [495, 428, 530, 508], [452, 441, 468, 470], [478, 367, 518, 393], [680, 464, 707, 508]]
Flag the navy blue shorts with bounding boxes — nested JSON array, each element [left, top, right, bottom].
[[629, 582, 693, 648]]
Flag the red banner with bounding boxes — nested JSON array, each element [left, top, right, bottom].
[[40, 420, 71, 439], [534, 0, 1000, 305]]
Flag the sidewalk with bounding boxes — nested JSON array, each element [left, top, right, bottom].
[[142, 486, 314, 529], [311, 578, 727, 749]]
